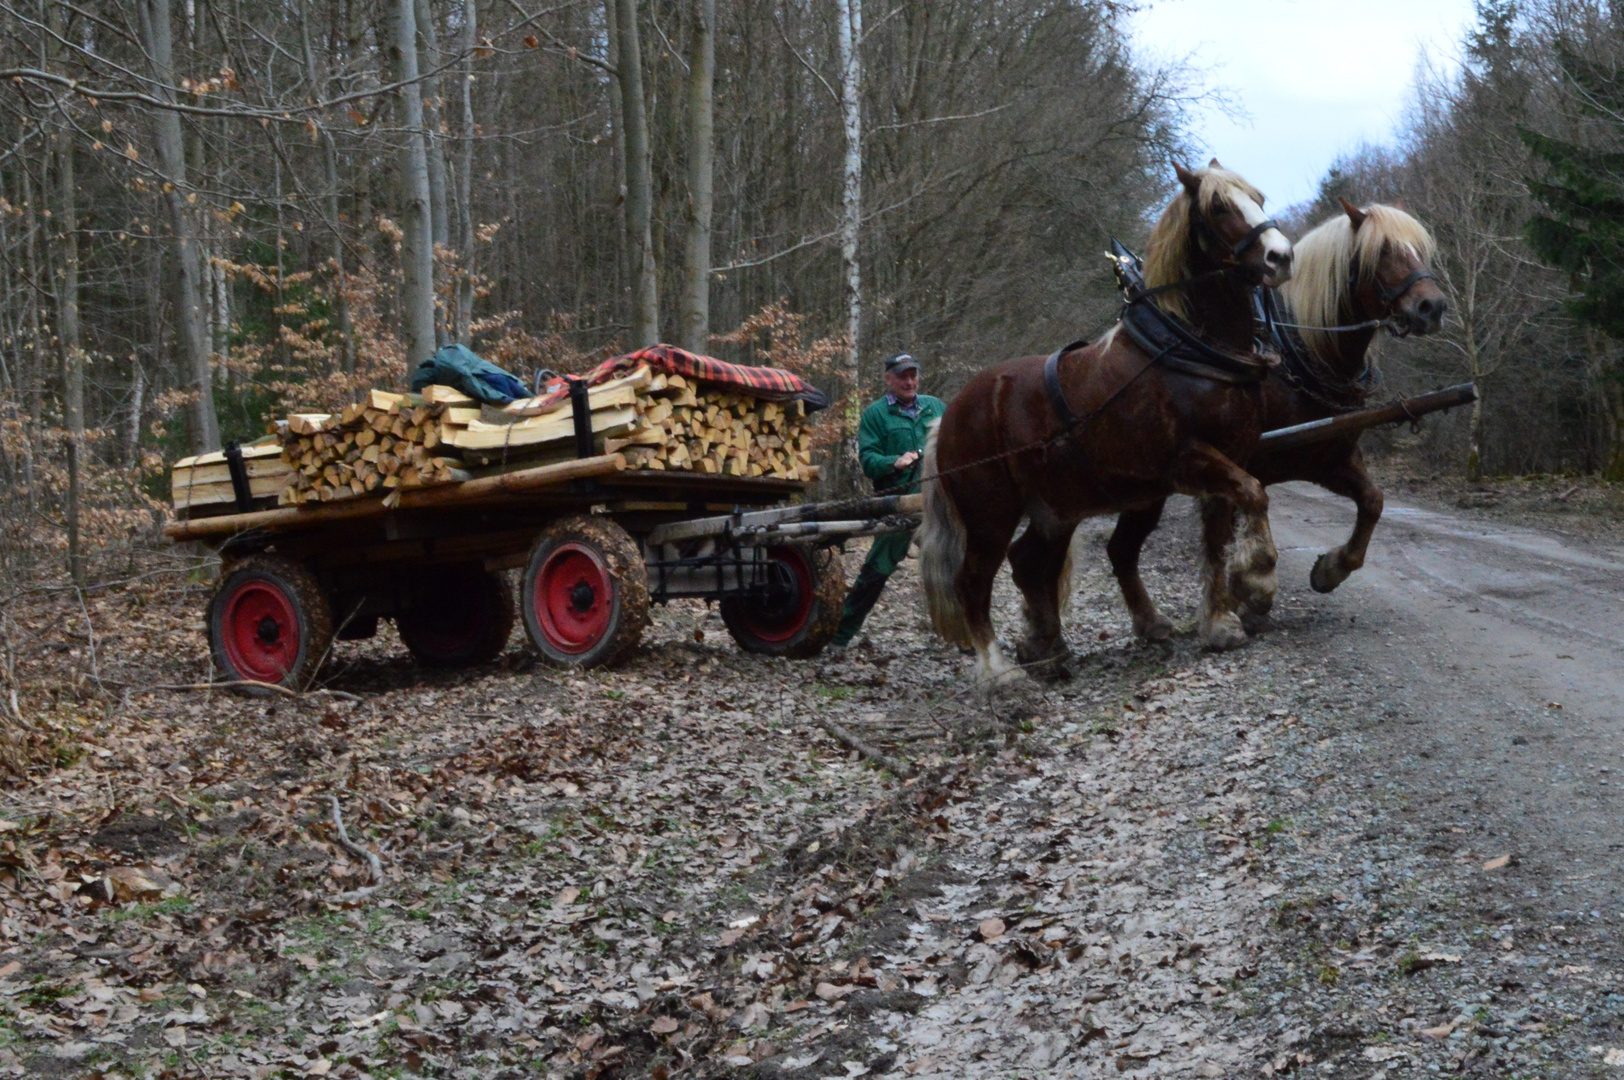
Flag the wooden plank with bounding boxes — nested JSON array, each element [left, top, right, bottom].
[[170, 457, 291, 487], [420, 384, 476, 405], [163, 453, 629, 541], [172, 474, 288, 509], [450, 404, 636, 451], [171, 439, 283, 470]]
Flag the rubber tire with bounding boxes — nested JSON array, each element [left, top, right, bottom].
[[396, 566, 516, 668], [521, 516, 649, 669], [721, 546, 847, 659], [207, 554, 334, 696]]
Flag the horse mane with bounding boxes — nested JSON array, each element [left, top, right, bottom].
[[1282, 203, 1435, 359], [1142, 166, 1266, 321]]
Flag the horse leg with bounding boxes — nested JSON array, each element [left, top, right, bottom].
[[1008, 516, 1077, 680], [958, 512, 1024, 686], [1309, 449, 1384, 593], [1227, 497, 1279, 617], [1175, 446, 1269, 651], [1107, 502, 1174, 641], [1196, 497, 1248, 649]]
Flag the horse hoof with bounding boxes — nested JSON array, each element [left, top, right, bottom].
[[1238, 575, 1277, 616], [1199, 613, 1249, 651], [1310, 553, 1343, 594], [1239, 609, 1272, 634], [1135, 615, 1174, 643], [1017, 640, 1075, 682]]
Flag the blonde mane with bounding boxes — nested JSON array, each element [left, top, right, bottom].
[[1281, 203, 1436, 358], [1142, 166, 1267, 321]]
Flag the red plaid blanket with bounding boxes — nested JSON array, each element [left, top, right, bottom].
[[530, 345, 828, 411]]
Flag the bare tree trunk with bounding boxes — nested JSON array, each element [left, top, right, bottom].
[[454, 0, 477, 342], [836, 0, 863, 388], [53, 128, 84, 586], [678, 0, 715, 354], [299, 0, 355, 378], [139, 0, 220, 451], [415, 0, 451, 347], [389, 0, 439, 372], [604, 0, 629, 323], [612, 0, 659, 346]]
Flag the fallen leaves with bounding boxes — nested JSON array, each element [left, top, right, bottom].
[[1482, 854, 1512, 871], [977, 916, 1006, 942]]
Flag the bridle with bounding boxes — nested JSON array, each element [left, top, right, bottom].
[[1190, 197, 1282, 265], [1349, 256, 1436, 335]]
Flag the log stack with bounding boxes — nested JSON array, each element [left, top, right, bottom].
[[276, 388, 470, 506], [169, 363, 820, 517]]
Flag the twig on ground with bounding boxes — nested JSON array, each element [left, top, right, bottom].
[[144, 681, 363, 702], [815, 716, 917, 778], [1557, 484, 1580, 501], [330, 796, 384, 886], [74, 586, 108, 698]]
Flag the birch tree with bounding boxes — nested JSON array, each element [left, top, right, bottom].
[[836, 0, 863, 386]]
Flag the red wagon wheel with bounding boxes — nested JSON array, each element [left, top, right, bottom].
[[207, 554, 334, 695], [721, 546, 846, 659], [521, 517, 649, 668], [396, 565, 515, 668]]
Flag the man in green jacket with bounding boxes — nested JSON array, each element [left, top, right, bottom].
[[831, 353, 946, 649]]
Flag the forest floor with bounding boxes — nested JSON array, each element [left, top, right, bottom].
[[0, 473, 1622, 1079]]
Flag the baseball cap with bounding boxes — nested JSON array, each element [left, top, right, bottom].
[[884, 352, 920, 374]]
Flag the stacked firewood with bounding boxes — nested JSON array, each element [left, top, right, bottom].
[[184, 365, 821, 515], [435, 367, 816, 481], [607, 381, 816, 479], [276, 388, 470, 506]]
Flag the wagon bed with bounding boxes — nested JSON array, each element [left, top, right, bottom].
[[165, 450, 919, 693]]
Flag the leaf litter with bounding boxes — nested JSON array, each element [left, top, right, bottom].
[[0, 513, 1618, 1077]]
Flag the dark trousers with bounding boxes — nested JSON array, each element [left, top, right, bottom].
[[832, 528, 914, 645]]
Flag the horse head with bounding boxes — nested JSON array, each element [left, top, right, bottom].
[[1337, 198, 1447, 337], [1172, 159, 1294, 288]]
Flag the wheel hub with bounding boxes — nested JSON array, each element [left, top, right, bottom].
[[569, 581, 596, 612], [257, 615, 282, 644]]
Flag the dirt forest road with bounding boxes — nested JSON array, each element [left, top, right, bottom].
[[1266, 482, 1624, 922]]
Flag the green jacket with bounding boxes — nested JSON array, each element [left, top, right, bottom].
[[858, 394, 945, 494]]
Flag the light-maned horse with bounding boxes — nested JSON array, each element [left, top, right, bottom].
[[1104, 199, 1448, 642], [919, 162, 1292, 684]]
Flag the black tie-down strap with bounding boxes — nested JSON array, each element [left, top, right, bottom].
[[568, 377, 594, 459], [223, 441, 254, 512]]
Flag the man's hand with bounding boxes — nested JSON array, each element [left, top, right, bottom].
[[893, 450, 920, 471]]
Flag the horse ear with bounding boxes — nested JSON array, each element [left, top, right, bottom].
[[1339, 197, 1368, 231], [1392, 196, 1408, 211], [1208, 157, 1222, 168], [1173, 161, 1201, 196]]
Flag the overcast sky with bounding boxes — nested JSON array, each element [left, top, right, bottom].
[[1127, 0, 1482, 210]]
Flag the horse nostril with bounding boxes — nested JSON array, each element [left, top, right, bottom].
[[1416, 297, 1438, 320]]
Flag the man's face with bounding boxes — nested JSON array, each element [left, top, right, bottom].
[[884, 366, 919, 403]]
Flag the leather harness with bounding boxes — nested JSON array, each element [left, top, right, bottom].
[[1043, 238, 1272, 432]]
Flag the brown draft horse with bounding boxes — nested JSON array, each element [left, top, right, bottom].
[[1105, 199, 1448, 643], [919, 162, 1293, 684]]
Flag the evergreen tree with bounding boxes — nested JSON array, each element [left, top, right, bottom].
[[1522, 45, 1624, 339]]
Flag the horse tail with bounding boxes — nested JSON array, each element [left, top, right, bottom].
[[919, 420, 973, 646]]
